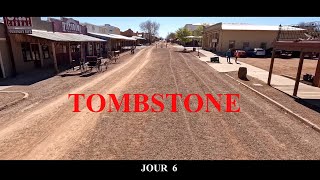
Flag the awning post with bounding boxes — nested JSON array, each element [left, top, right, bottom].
[[51, 42, 59, 73], [293, 51, 305, 97], [267, 48, 276, 85], [313, 53, 320, 87], [68, 42, 72, 64]]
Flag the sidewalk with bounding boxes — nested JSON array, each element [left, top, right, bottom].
[[197, 49, 320, 100], [0, 86, 11, 91]]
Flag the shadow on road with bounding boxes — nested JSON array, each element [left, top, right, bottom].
[[295, 98, 320, 113], [0, 69, 56, 86]]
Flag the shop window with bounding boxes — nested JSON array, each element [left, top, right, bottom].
[[30, 44, 40, 61], [96, 44, 100, 56], [88, 44, 93, 55], [42, 45, 50, 59], [243, 42, 249, 50], [63, 45, 67, 53], [21, 42, 32, 61], [21, 43, 41, 61], [229, 40, 235, 49], [260, 42, 267, 49]]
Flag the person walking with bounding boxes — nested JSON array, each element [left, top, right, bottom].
[[226, 49, 232, 63], [235, 50, 239, 64]]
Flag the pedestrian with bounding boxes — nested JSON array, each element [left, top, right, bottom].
[[235, 50, 239, 64], [226, 49, 232, 63]]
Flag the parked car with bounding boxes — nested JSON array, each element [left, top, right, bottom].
[[233, 50, 247, 58], [246, 48, 266, 57], [280, 51, 293, 59]]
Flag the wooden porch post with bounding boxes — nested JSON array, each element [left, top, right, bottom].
[[313, 54, 320, 87], [38, 43, 44, 67], [87, 42, 90, 56], [267, 48, 276, 85], [51, 42, 59, 73], [293, 51, 305, 97], [92, 42, 95, 56], [68, 42, 72, 64], [80, 42, 84, 61]]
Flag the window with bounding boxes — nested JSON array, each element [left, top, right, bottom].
[[42, 45, 50, 59], [96, 44, 100, 56], [21, 43, 41, 61], [21, 42, 32, 61], [260, 42, 267, 49], [63, 45, 67, 53], [88, 44, 93, 55], [243, 42, 249, 50], [71, 45, 80, 53], [30, 44, 40, 61], [229, 40, 235, 49]]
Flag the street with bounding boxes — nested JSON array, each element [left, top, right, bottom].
[[0, 43, 320, 160]]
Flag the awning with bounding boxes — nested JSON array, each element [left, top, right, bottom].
[[88, 32, 121, 40], [28, 30, 106, 42], [132, 36, 145, 40], [186, 36, 202, 39], [87, 32, 136, 41], [109, 34, 136, 41]]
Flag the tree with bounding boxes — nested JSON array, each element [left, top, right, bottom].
[[166, 32, 176, 40], [192, 23, 211, 36], [139, 20, 160, 44], [175, 27, 192, 50]]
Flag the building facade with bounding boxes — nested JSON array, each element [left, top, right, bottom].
[[184, 24, 201, 32], [3, 17, 105, 77], [82, 23, 120, 35], [202, 23, 306, 54], [0, 23, 12, 78]]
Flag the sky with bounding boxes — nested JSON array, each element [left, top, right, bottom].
[[41, 17, 320, 38]]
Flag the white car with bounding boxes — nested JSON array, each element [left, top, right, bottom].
[[254, 48, 266, 56]]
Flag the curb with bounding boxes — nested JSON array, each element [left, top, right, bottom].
[[225, 74, 320, 133], [0, 91, 29, 111]]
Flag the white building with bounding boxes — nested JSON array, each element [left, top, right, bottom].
[[184, 23, 215, 33], [82, 23, 121, 35]]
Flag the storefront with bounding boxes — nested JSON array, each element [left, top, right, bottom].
[[87, 32, 136, 53], [8, 17, 106, 74], [0, 23, 12, 78], [202, 23, 305, 54]]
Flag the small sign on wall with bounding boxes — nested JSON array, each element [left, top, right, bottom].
[[3, 17, 32, 34], [212, 39, 217, 43]]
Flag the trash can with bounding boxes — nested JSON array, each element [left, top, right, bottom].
[[210, 56, 219, 63]]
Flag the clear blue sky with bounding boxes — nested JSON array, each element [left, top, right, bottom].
[[41, 17, 320, 38]]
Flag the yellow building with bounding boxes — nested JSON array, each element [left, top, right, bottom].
[[202, 23, 305, 54]]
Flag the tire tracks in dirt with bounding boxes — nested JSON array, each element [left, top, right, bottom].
[[0, 47, 153, 159]]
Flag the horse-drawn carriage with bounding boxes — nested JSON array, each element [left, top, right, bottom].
[[73, 51, 120, 74]]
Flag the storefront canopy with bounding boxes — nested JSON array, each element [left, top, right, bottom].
[[186, 36, 202, 39], [27, 30, 106, 42], [88, 32, 136, 41], [132, 36, 145, 40]]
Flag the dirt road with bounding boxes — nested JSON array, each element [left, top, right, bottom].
[[0, 44, 320, 160]]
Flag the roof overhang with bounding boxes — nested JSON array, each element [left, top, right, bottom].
[[272, 40, 320, 52], [28, 30, 106, 42]]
